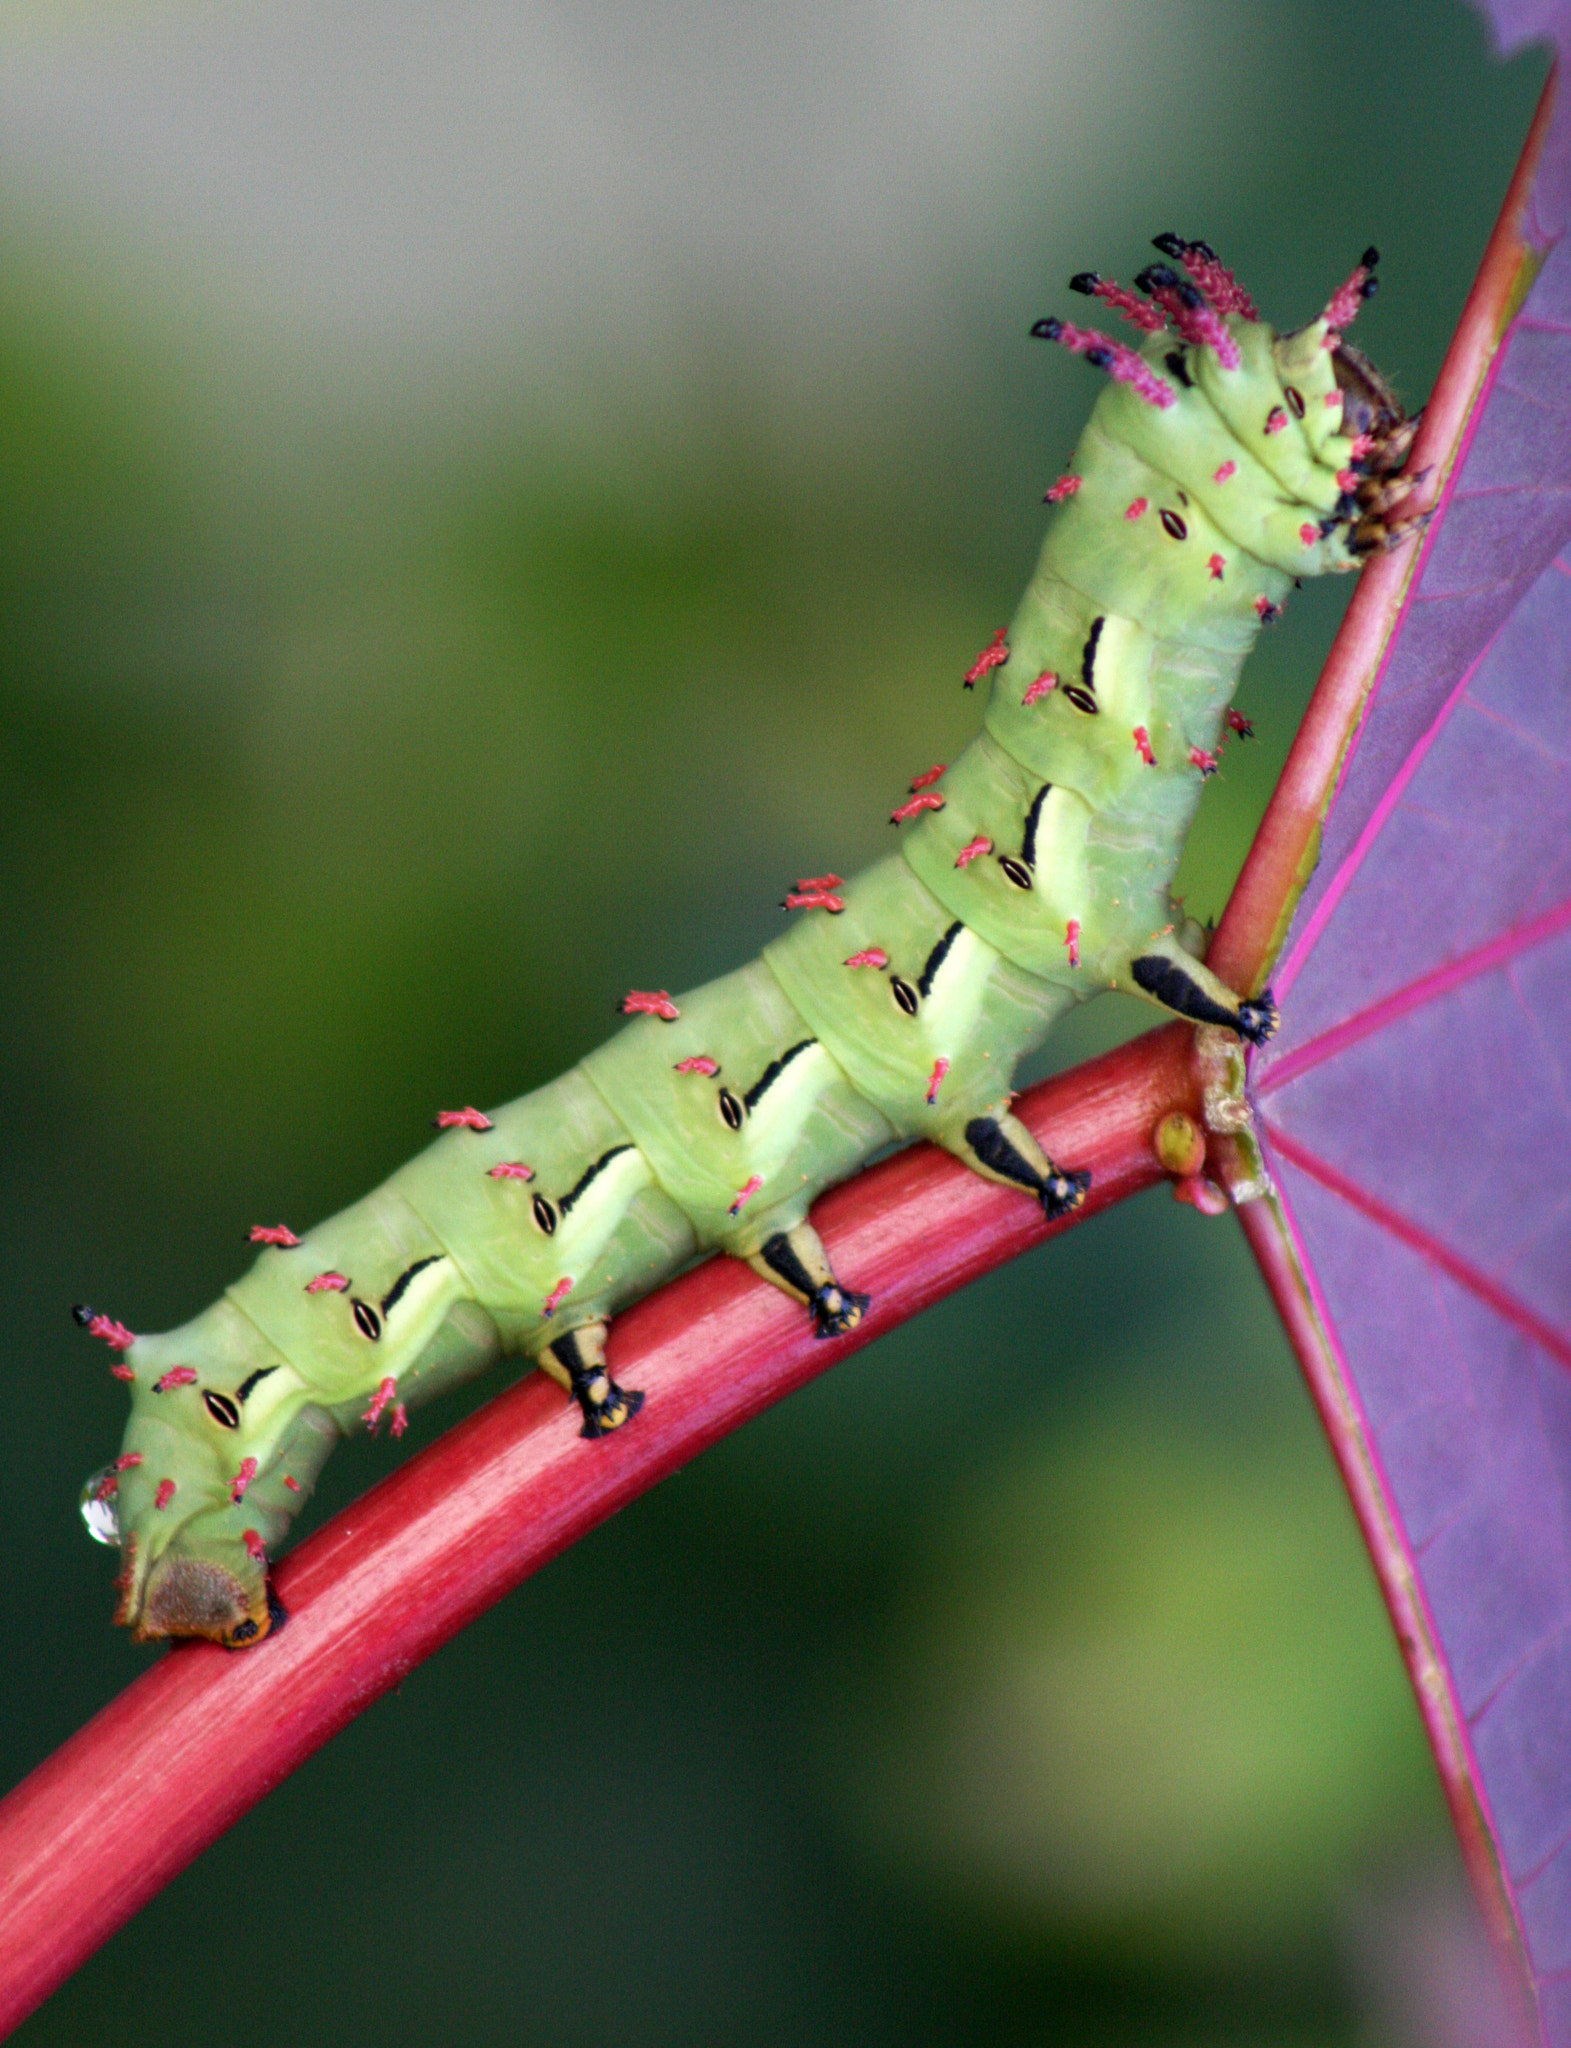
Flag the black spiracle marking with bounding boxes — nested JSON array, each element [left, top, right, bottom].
[[1164, 350, 1192, 388], [718, 1087, 745, 1131], [1159, 509, 1188, 542], [1061, 684, 1099, 716], [1284, 385, 1305, 418], [203, 1390, 241, 1430], [352, 1299, 382, 1341], [890, 976, 920, 1017], [532, 1194, 559, 1236], [998, 855, 1033, 890], [236, 1366, 279, 1403]]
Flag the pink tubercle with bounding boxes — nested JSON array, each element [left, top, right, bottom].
[[1323, 261, 1373, 332], [487, 1160, 536, 1180], [890, 792, 945, 825], [962, 628, 1009, 688], [434, 1108, 493, 1132], [115, 1453, 143, 1471], [390, 1404, 409, 1439], [1336, 468, 1358, 491], [230, 1458, 259, 1504], [248, 1224, 301, 1248], [1175, 244, 1258, 321], [925, 1056, 950, 1106], [1065, 919, 1081, 968], [783, 889, 845, 913], [1022, 671, 1057, 707], [110, 1361, 135, 1383], [673, 1057, 720, 1077], [93, 1472, 118, 1503], [794, 873, 844, 893], [908, 763, 947, 791], [154, 1479, 176, 1511], [362, 1377, 398, 1432], [306, 1272, 350, 1295], [1213, 460, 1237, 483], [154, 1367, 198, 1392], [1324, 388, 1342, 406], [1132, 726, 1156, 766], [84, 1314, 135, 1353], [1125, 497, 1148, 521], [844, 948, 889, 970], [1044, 474, 1082, 502], [1207, 553, 1225, 581], [283, 1475, 301, 1494], [728, 1176, 764, 1218], [1085, 276, 1166, 333], [954, 836, 993, 869], [1264, 406, 1288, 435], [542, 1277, 574, 1318], [622, 990, 680, 1021], [1189, 745, 1220, 778], [1050, 320, 1175, 409], [242, 1529, 266, 1562], [1226, 709, 1255, 738], [1299, 523, 1319, 546]]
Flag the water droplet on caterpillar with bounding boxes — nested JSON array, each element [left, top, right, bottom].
[[79, 1467, 122, 1546]]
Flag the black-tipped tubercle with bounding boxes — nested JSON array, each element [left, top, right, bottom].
[[1030, 316, 1062, 341], [1068, 272, 1100, 295]]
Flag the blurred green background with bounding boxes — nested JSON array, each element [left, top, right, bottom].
[[0, 3, 1548, 2042]]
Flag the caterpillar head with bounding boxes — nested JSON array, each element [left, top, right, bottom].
[[80, 1299, 334, 1649]]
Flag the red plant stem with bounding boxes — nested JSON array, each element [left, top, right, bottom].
[[1207, 69, 1557, 1000], [0, 1025, 1199, 2038]]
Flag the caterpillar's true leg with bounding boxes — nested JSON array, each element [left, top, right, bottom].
[[1124, 934, 1277, 1046], [749, 1221, 871, 1340], [955, 1110, 1091, 1221], [536, 1320, 644, 1439]]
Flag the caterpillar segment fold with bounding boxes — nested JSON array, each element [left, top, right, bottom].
[[81, 234, 1417, 1645]]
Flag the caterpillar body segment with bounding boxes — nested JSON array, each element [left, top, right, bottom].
[[84, 238, 1415, 1648]]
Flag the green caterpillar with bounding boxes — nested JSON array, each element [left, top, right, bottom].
[[77, 235, 1417, 1649]]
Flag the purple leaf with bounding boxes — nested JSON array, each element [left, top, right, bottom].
[[1244, 24, 1571, 2040]]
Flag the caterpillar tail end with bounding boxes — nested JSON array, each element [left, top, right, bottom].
[[117, 1530, 282, 1650]]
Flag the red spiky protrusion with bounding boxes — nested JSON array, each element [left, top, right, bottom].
[[305, 1272, 350, 1295], [1044, 474, 1082, 502], [954, 836, 993, 869], [1132, 726, 1156, 766], [434, 1108, 493, 1132], [1214, 460, 1237, 483], [844, 948, 889, 970], [1265, 407, 1289, 435], [782, 888, 845, 913], [1125, 497, 1148, 521], [1132, 263, 1241, 370], [362, 1377, 398, 1433], [1151, 234, 1259, 321], [1253, 594, 1283, 623], [248, 1225, 301, 1248], [154, 1479, 176, 1511], [1299, 523, 1319, 547], [1226, 709, 1256, 739], [1190, 746, 1220, 778], [115, 1453, 143, 1472], [73, 1306, 136, 1355], [390, 1403, 409, 1439], [1065, 919, 1082, 968], [674, 1056, 721, 1077], [154, 1367, 198, 1392], [925, 1056, 950, 1107], [542, 1277, 574, 1318], [1022, 671, 1057, 707], [962, 628, 1010, 688], [242, 1529, 266, 1562], [890, 792, 945, 825], [1324, 246, 1380, 332], [283, 1474, 301, 1493], [487, 1160, 536, 1181], [622, 990, 680, 1021], [794, 874, 844, 893], [1207, 553, 1226, 581], [1067, 271, 1166, 333], [1031, 318, 1175, 410], [728, 1176, 764, 1217], [230, 1458, 259, 1504], [909, 764, 946, 791]]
